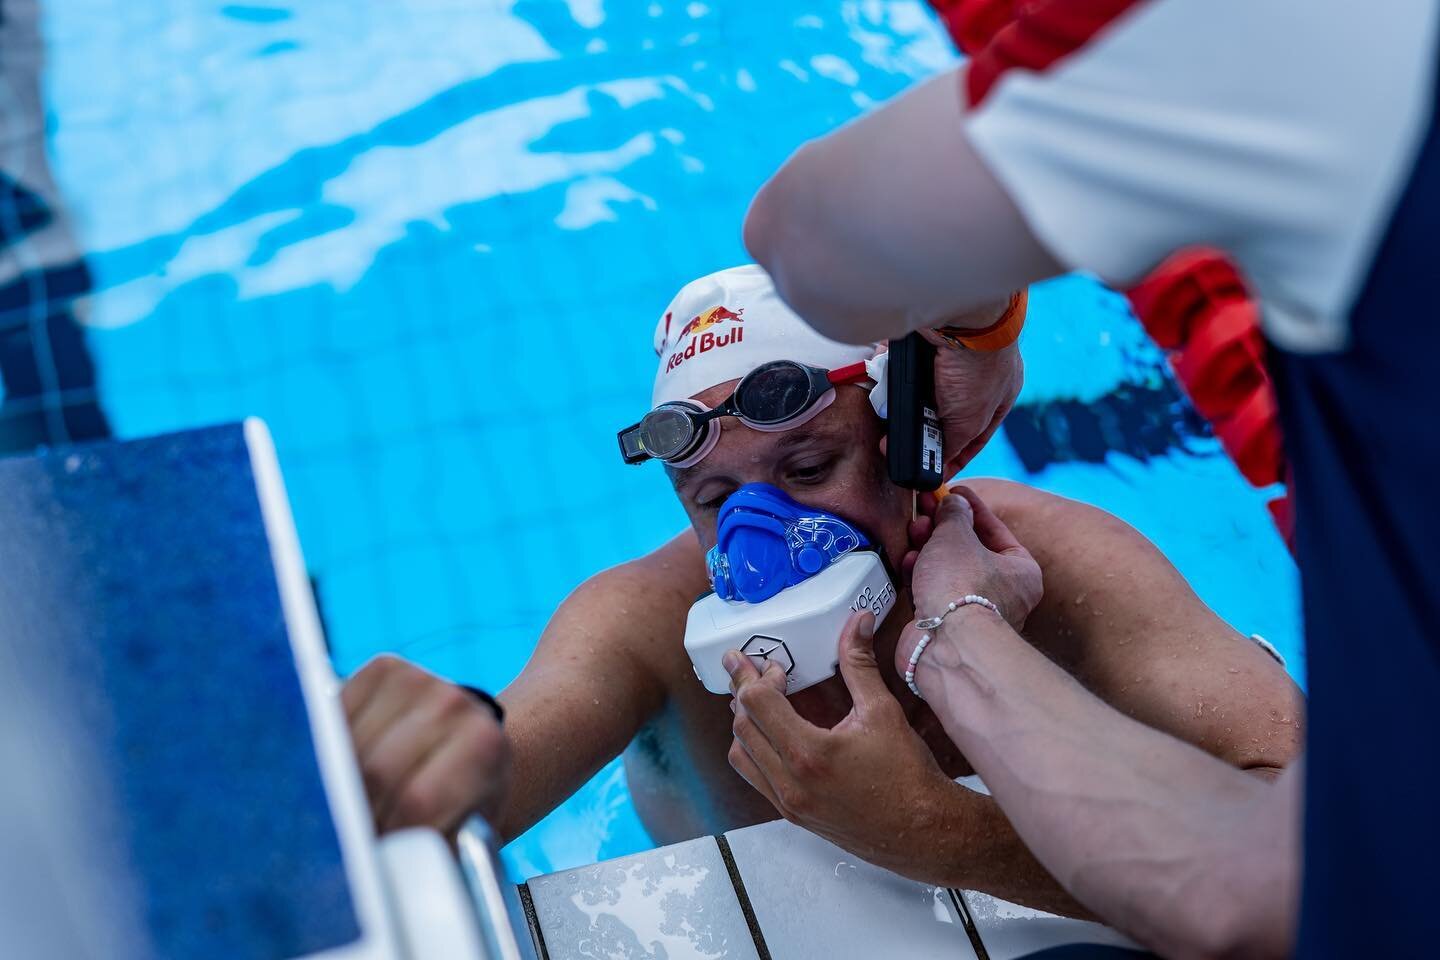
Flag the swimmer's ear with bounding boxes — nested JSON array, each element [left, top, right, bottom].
[[901, 495, 938, 587], [901, 548, 919, 587]]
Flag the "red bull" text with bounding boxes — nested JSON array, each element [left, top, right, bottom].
[[664, 305, 745, 373]]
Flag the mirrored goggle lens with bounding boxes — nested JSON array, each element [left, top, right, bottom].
[[733, 362, 817, 425], [639, 406, 700, 460]]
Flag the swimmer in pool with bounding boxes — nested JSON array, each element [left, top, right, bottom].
[[344, 265, 1302, 917]]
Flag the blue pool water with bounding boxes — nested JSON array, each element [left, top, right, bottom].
[[2, 0, 1299, 878]]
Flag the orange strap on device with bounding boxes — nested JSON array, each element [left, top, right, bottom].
[[935, 288, 1028, 352]]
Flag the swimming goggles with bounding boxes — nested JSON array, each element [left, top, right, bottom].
[[618, 359, 870, 468], [706, 483, 871, 603]]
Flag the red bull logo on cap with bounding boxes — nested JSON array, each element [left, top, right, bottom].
[[664, 304, 745, 374], [677, 305, 744, 339]]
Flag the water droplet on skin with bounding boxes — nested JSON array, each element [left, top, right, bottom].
[[1228, 667, 1240, 674]]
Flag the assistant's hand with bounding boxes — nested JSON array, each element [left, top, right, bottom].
[[724, 612, 966, 880], [926, 314, 1024, 473], [907, 486, 1042, 633], [342, 655, 511, 840]]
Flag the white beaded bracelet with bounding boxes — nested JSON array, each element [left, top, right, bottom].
[[904, 594, 1003, 699]]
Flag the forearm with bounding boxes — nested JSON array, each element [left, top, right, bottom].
[[494, 673, 658, 842], [491, 548, 692, 842], [922, 781, 1095, 919], [744, 70, 1060, 344], [918, 609, 1298, 959]]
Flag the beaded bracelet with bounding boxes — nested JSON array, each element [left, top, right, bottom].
[[904, 594, 1003, 699]]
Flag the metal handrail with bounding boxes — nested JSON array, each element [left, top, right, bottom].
[[455, 817, 540, 960]]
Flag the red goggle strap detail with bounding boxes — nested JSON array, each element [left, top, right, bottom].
[[827, 361, 870, 386]]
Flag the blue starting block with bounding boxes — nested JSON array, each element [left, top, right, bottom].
[[0, 421, 531, 960]]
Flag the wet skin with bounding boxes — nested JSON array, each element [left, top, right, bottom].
[[496, 385, 1303, 907]]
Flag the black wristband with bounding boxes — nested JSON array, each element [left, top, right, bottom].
[[460, 685, 505, 724]]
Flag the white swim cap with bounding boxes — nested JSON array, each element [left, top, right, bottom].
[[652, 265, 878, 407]]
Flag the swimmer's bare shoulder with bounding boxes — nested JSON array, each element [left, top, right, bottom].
[[964, 477, 1303, 776], [495, 529, 712, 840]]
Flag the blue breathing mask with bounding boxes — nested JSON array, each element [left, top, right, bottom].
[[706, 483, 871, 603], [687, 483, 897, 696]]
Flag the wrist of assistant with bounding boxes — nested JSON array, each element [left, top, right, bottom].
[[912, 603, 1015, 701], [933, 288, 1028, 352], [906, 595, 1003, 699]]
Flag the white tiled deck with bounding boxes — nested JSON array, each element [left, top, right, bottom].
[[522, 819, 1144, 959]]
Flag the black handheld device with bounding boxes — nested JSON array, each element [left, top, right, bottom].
[[886, 332, 944, 490]]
